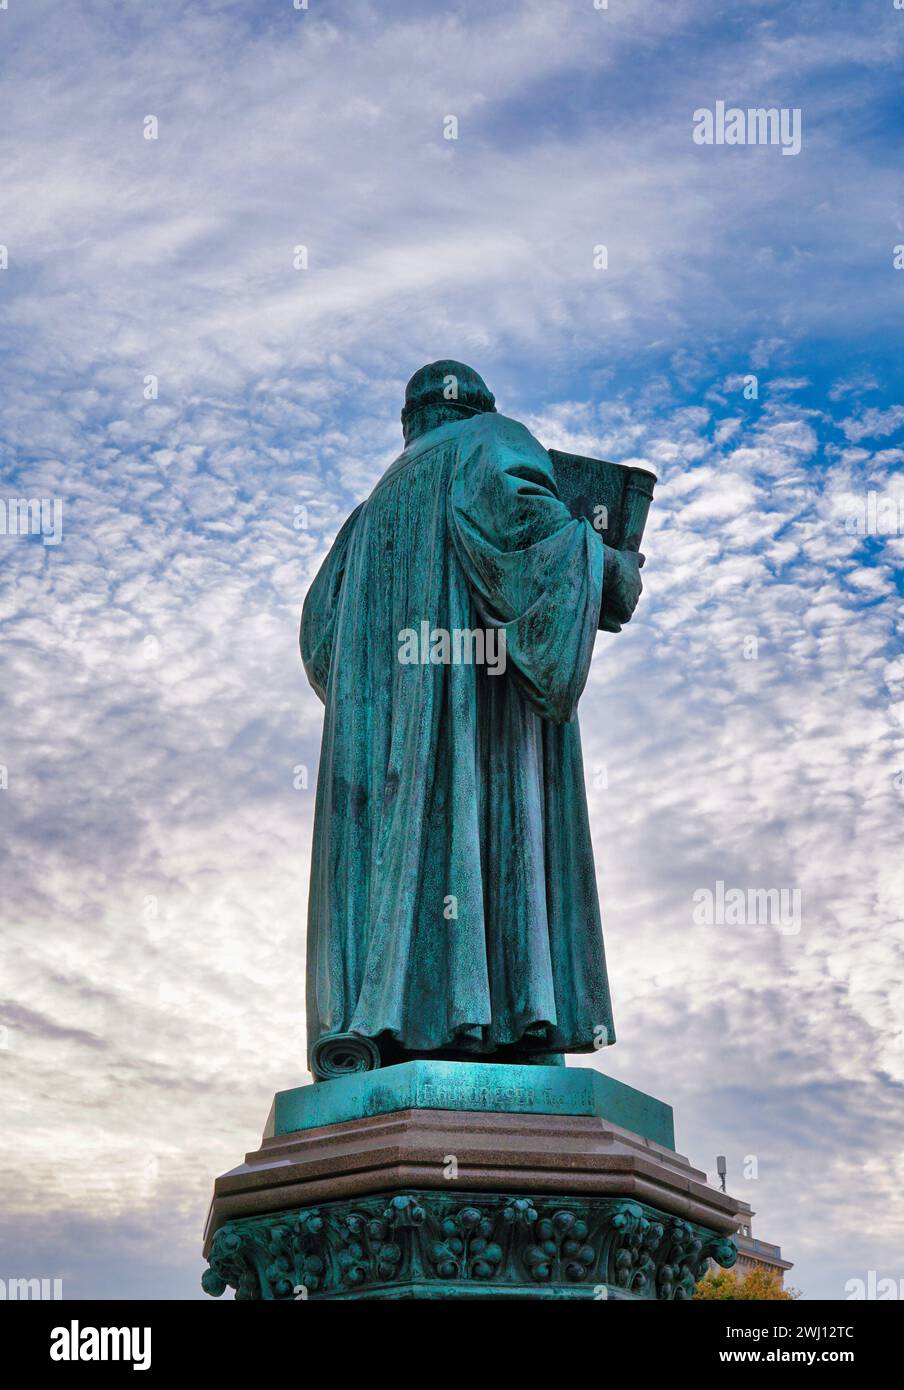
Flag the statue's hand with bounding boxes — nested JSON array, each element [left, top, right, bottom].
[[602, 546, 644, 626]]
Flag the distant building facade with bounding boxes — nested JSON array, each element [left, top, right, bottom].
[[727, 1215, 793, 1288]]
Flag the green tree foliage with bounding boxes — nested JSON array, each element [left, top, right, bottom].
[[695, 1267, 800, 1300]]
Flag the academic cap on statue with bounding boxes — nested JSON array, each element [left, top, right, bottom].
[[401, 360, 496, 438]]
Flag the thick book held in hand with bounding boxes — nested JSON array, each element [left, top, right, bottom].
[[548, 449, 657, 632]]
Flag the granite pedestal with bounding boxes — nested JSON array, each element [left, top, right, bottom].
[[202, 1062, 748, 1300]]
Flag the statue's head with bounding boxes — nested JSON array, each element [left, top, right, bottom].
[[401, 360, 496, 445]]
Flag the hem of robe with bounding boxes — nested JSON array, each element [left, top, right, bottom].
[[316, 1018, 616, 1058]]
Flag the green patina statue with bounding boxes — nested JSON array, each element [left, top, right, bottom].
[[199, 399, 745, 1307], [300, 361, 647, 1080]]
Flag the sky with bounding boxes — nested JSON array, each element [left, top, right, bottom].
[[0, 0, 902, 1301]]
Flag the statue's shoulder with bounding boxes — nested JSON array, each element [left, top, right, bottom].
[[457, 411, 551, 473], [461, 410, 544, 451]]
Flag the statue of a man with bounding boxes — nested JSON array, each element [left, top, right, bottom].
[[300, 361, 643, 1079]]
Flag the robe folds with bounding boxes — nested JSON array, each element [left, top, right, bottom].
[[300, 410, 614, 1064]]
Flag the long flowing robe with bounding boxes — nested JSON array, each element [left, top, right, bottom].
[[300, 411, 613, 1064]]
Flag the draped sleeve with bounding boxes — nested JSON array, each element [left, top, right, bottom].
[[449, 413, 604, 724], [299, 504, 363, 702]]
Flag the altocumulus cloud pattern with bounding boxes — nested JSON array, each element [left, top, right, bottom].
[[0, 0, 902, 1299]]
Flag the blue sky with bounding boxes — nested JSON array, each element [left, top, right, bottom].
[[1, 0, 902, 1301]]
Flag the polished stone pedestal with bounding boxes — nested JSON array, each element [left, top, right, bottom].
[[202, 1062, 748, 1300]]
